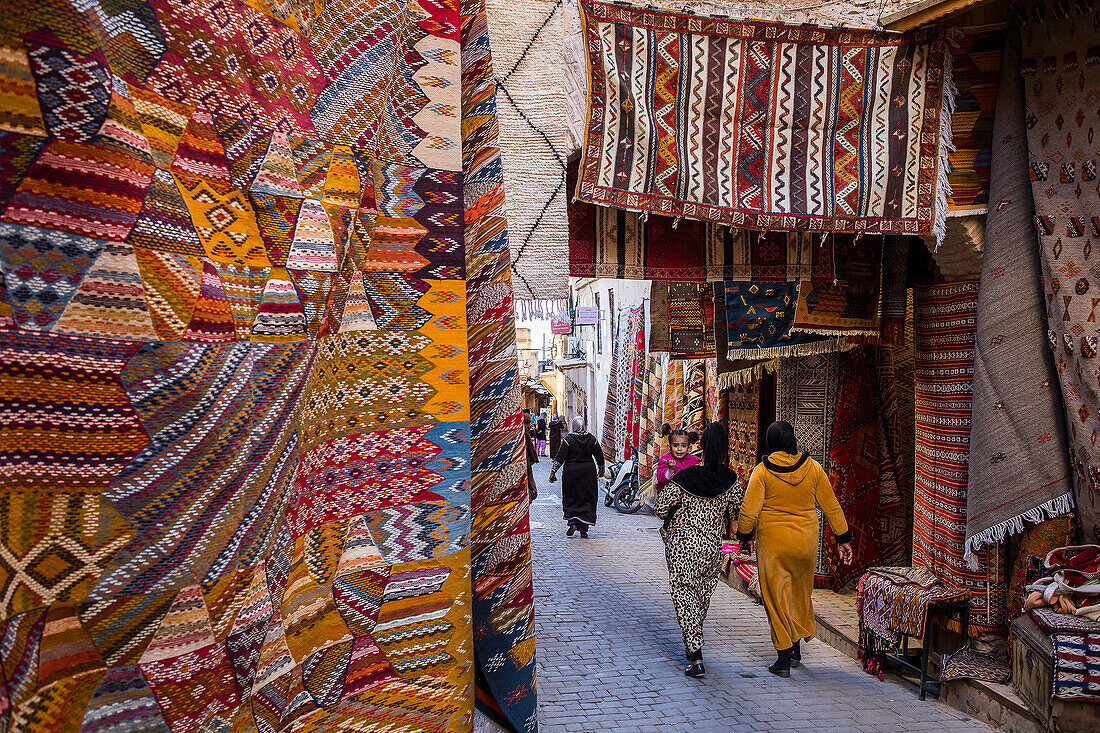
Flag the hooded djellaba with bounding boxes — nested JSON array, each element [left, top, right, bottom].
[[737, 420, 852, 677], [653, 422, 741, 678]]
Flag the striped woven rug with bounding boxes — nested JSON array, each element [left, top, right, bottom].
[[912, 282, 1006, 633]]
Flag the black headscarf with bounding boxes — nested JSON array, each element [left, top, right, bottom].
[[766, 420, 798, 455], [672, 422, 738, 498]]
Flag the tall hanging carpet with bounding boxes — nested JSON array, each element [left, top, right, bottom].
[[776, 351, 842, 584], [913, 283, 1006, 634], [575, 0, 954, 238], [1022, 0, 1100, 544], [966, 28, 1073, 559], [0, 0, 538, 730], [484, 0, 569, 300]]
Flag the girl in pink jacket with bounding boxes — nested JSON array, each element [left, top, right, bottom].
[[655, 424, 700, 493]]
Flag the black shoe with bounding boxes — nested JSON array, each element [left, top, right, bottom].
[[566, 525, 576, 537], [579, 530, 588, 538], [769, 649, 792, 677], [685, 662, 705, 677], [791, 641, 801, 668]]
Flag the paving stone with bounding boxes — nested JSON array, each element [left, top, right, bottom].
[[528, 459, 991, 731]]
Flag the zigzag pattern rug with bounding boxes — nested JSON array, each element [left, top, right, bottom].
[[0, 0, 535, 730]]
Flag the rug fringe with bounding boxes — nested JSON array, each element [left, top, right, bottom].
[[962, 491, 1076, 568], [790, 326, 881, 338], [718, 359, 779, 388], [935, 29, 961, 250], [726, 338, 858, 362]]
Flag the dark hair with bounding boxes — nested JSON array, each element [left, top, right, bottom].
[[766, 421, 798, 454], [660, 423, 699, 443]]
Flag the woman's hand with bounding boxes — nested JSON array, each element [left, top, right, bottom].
[[838, 543, 853, 565], [548, 473, 557, 483]]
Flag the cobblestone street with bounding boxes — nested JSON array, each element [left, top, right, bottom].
[[528, 458, 992, 732]]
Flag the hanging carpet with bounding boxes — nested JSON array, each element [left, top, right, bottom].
[[913, 282, 1007, 633], [792, 236, 884, 338], [776, 351, 842, 585], [575, 0, 954, 239], [0, 0, 538, 730], [1022, 0, 1100, 545], [485, 0, 570, 300], [727, 380, 760, 484], [966, 29, 1073, 559], [725, 281, 856, 360], [649, 280, 670, 352], [668, 282, 715, 359]]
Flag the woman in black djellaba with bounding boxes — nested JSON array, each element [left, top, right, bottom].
[[549, 416, 605, 538]]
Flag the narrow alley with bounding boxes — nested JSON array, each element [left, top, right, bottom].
[[528, 458, 992, 732]]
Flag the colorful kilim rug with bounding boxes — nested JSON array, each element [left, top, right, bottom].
[[575, 0, 954, 238], [668, 282, 715, 359], [792, 237, 884, 338], [707, 228, 836, 283], [624, 304, 646, 458], [726, 380, 760, 483], [966, 30, 1073, 560], [680, 359, 707, 444], [638, 354, 663, 488], [872, 343, 913, 568], [939, 648, 1010, 683], [776, 351, 842, 583], [880, 238, 910, 342], [462, 1, 538, 726], [600, 310, 622, 461], [913, 282, 1006, 633], [857, 567, 969, 649], [0, 0, 537, 729], [725, 281, 848, 359], [1052, 632, 1100, 701], [1022, 0, 1100, 546], [946, 29, 1005, 217]]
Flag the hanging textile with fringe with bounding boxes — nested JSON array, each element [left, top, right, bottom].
[[575, 0, 955, 242]]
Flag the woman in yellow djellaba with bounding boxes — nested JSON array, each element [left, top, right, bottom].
[[737, 421, 852, 677]]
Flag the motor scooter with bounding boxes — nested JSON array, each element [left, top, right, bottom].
[[600, 445, 644, 514]]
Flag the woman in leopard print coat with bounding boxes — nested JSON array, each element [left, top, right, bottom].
[[653, 422, 740, 678]]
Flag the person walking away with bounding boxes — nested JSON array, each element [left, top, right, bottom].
[[549, 416, 605, 538], [653, 422, 740, 678], [523, 411, 538, 501], [536, 411, 549, 456], [549, 414, 565, 458], [654, 425, 700, 493], [736, 420, 852, 677]]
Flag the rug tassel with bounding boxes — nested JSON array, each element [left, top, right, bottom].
[[962, 491, 1075, 567], [717, 359, 780, 388], [726, 338, 859, 362], [934, 30, 961, 250]]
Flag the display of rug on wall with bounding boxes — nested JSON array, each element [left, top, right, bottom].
[[946, 29, 1004, 216], [638, 354, 664, 490], [792, 236, 884, 338], [575, 0, 954, 240], [776, 351, 842, 583], [913, 282, 1006, 633], [624, 304, 647, 458], [649, 280, 670, 352], [0, 0, 537, 730], [600, 311, 623, 461], [966, 29, 1073, 561], [1022, 0, 1100, 545], [668, 282, 715, 358], [486, 0, 569, 300]]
